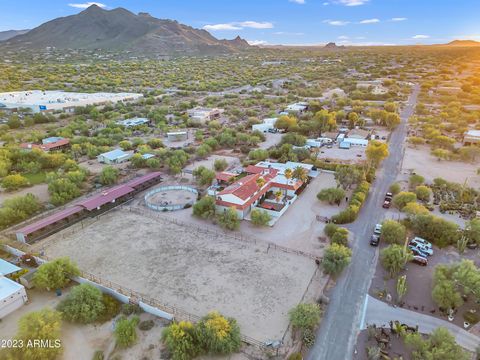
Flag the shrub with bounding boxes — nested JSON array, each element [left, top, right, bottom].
[[302, 328, 315, 348], [138, 320, 155, 331], [121, 303, 143, 316], [218, 207, 240, 230], [193, 166, 215, 186], [389, 182, 401, 195], [409, 174, 425, 189], [331, 228, 349, 246], [1, 174, 29, 191], [392, 192, 417, 210], [289, 303, 322, 330], [410, 213, 460, 247], [57, 283, 105, 323], [380, 245, 413, 277], [99, 294, 121, 321], [162, 321, 199, 360], [288, 353, 303, 360], [324, 223, 339, 238], [250, 209, 272, 226], [114, 316, 140, 348], [92, 350, 104, 360], [331, 205, 359, 224], [415, 185, 432, 202], [195, 311, 242, 355], [316, 187, 345, 205], [214, 158, 228, 171]]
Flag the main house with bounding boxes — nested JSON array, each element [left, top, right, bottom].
[[212, 162, 312, 221]]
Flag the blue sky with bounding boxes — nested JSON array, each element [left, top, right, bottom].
[[1, 0, 479, 45]]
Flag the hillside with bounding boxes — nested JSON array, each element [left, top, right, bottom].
[[0, 5, 251, 55], [0, 29, 29, 41], [444, 40, 480, 47]]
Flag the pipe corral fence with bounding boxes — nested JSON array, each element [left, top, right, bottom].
[[144, 185, 198, 211]]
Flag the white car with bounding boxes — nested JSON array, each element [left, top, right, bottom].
[[374, 224, 382, 235], [410, 237, 432, 249]]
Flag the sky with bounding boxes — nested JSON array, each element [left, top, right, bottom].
[[0, 0, 479, 46]]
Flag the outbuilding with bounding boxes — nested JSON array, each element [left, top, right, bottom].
[[97, 149, 132, 164]]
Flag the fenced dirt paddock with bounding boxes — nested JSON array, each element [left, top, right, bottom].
[[39, 208, 318, 341]]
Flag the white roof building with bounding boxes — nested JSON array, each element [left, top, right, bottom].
[[187, 107, 224, 122], [0, 277, 28, 318], [97, 149, 132, 164], [464, 130, 480, 144], [116, 118, 150, 127], [285, 102, 309, 113], [252, 117, 278, 132], [341, 138, 369, 147]]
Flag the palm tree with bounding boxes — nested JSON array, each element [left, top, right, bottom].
[[275, 190, 283, 202], [292, 166, 308, 183], [396, 275, 408, 303], [284, 168, 293, 184]]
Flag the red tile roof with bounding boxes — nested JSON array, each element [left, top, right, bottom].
[[216, 171, 236, 182], [19, 139, 70, 151], [218, 168, 278, 201], [245, 165, 265, 174]]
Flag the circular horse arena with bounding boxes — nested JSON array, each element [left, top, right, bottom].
[[144, 185, 198, 211]]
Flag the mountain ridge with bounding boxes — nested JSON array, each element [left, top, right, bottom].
[[0, 4, 251, 55]]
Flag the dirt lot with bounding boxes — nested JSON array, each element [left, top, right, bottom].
[[402, 144, 480, 188], [39, 209, 318, 342], [0, 184, 49, 206], [317, 145, 367, 163], [183, 154, 241, 173]]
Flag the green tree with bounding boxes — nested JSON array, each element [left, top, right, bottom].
[[465, 219, 480, 245], [380, 244, 413, 277], [193, 166, 215, 186], [218, 207, 240, 230], [324, 223, 339, 238], [380, 220, 406, 244], [289, 303, 322, 331], [33, 257, 80, 290], [366, 140, 389, 169], [317, 187, 345, 205], [403, 202, 429, 217], [389, 182, 401, 195], [250, 209, 272, 226], [334, 165, 363, 190], [323, 243, 352, 275], [57, 283, 105, 324], [8, 308, 62, 360], [114, 316, 140, 348], [99, 166, 119, 185], [404, 327, 468, 360], [248, 149, 269, 161], [408, 136, 426, 147], [392, 191, 417, 210], [431, 148, 451, 161], [410, 214, 459, 248], [193, 196, 216, 219], [409, 174, 424, 189]]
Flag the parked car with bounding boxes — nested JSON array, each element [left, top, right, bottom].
[[370, 234, 380, 246], [410, 237, 432, 249], [383, 192, 393, 208], [467, 241, 479, 250], [374, 224, 382, 235], [408, 245, 429, 258], [412, 255, 428, 266], [413, 243, 433, 256]]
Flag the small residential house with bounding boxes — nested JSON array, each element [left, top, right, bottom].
[[97, 149, 132, 164], [116, 118, 150, 127], [464, 130, 480, 145], [166, 131, 188, 142], [285, 102, 309, 114], [252, 118, 278, 133], [20, 137, 70, 152], [187, 107, 224, 122]]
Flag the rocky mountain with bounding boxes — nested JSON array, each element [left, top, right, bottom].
[[444, 40, 480, 47], [0, 29, 30, 41], [324, 42, 345, 49], [0, 5, 251, 55]]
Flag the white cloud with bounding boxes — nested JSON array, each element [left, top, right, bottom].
[[323, 2, 329, 5], [289, 0, 306, 4], [238, 21, 273, 29], [247, 40, 269, 46], [412, 34, 430, 39], [359, 18, 380, 24], [274, 31, 304, 35], [338, 35, 349, 39], [336, 0, 369, 6], [323, 20, 349, 26], [203, 21, 273, 31], [203, 23, 242, 31], [68, 1, 106, 8], [391, 17, 407, 21]]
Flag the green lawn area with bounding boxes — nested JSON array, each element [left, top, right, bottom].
[[23, 172, 47, 185]]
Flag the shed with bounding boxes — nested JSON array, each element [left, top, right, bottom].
[[0, 259, 21, 276], [339, 142, 351, 149], [97, 149, 132, 164]]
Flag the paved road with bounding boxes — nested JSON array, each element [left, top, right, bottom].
[[362, 295, 480, 352], [307, 84, 420, 360]]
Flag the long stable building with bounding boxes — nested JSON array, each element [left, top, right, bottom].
[[15, 172, 162, 244]]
